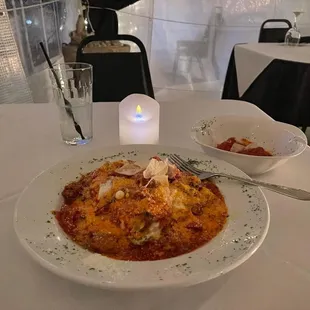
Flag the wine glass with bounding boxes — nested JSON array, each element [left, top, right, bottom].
[[285, 10, 304, 46]]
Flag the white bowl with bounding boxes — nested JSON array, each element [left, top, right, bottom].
[[191, 115, 307, 175]]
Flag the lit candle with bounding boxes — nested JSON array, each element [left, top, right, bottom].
[[135, 105, 143, 120], [119, 94, 160, 145]]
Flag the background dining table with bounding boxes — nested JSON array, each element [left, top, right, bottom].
[[1, 98, 310, 310], [222, 43, 310, 129]]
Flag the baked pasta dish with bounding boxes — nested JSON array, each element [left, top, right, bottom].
[[55, 157, 228, 261]]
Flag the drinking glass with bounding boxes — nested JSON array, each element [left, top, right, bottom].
[[50, 63, 93, 145], [285, 10, 304, 46]]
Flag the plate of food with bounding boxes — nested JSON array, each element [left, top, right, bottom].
[[14, 145, 269, 289]]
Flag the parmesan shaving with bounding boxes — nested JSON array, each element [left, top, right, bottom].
[[164, 159, 180, 179], [145, 175, 169, 188], [115, 163, 143, 176], [230, 143, 245, 153], [97, 179, 113, 200], [244, 142, 259, 150], [143, 158, 168, 179]]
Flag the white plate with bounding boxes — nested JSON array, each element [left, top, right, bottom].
[[14, 145, 270, 290]]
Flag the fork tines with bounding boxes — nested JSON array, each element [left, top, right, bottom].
[[168, 154, 202, 175]]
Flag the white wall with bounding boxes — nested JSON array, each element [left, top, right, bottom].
[[28, 56, 65, 103], [61, 0, 82, 44], [119, 0, 310, 92], [6, 0, 70, 103]]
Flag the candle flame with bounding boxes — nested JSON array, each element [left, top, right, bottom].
[[136, 105, 142, 115]]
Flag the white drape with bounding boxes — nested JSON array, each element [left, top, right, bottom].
[[0, 0, 32, 104]]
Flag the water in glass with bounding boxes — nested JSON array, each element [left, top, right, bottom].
[[58, 98, 93, 145], [50, 62, 93, 145]]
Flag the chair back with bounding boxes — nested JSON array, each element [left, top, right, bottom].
[[258, 19, 292, 43], [300, 36, 310, 44], [76, 35, 154, 102]]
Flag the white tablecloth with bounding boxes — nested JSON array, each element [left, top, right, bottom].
[[235, 43, 310, 96], [1, 100, 310, 310]]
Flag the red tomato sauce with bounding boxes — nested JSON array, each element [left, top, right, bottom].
[[217, 137, 272, 156]]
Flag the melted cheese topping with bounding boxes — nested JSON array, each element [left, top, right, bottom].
[[56, 159, 228, 261]]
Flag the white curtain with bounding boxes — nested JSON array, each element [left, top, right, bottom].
[[0, 0, 32, 104]]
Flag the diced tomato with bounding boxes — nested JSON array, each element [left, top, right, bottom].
[[152, 156, 162, 161], [217, 137, 236, 151], [238, 147, 272, 156]]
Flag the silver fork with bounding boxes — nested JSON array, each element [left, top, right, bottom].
[[169, 154, 310, 201]]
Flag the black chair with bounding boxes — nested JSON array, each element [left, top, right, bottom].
[[76, 35, 154, 102], [258, 19, 292, 43], [300, 36, 310, 44]]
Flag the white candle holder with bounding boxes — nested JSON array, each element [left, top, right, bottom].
[[119, 94, 160, 145]]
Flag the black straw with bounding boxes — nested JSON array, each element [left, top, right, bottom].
[[39, 42, 85, 140]]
